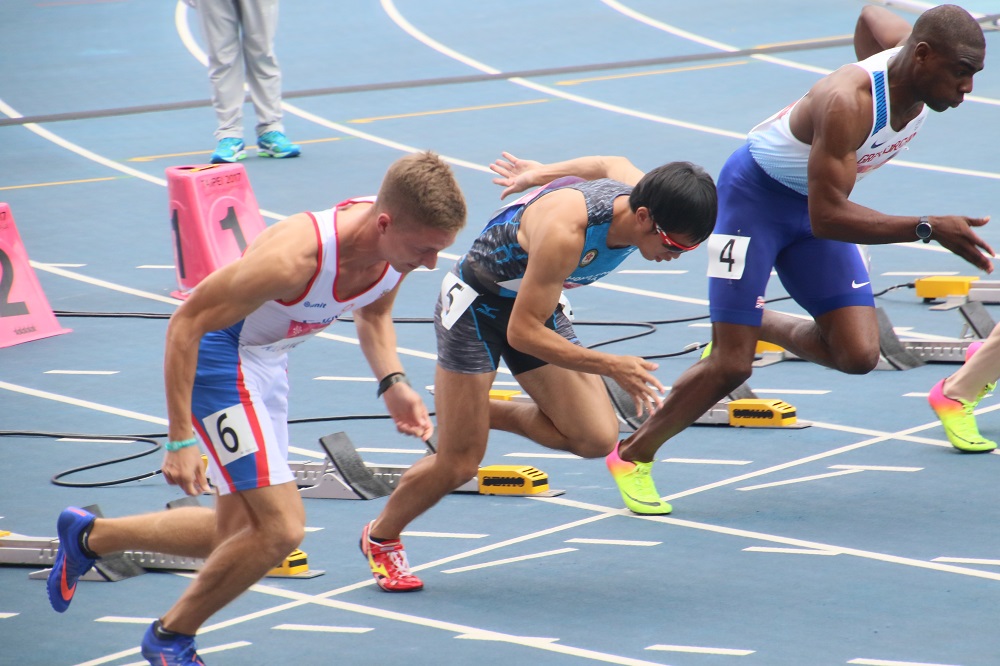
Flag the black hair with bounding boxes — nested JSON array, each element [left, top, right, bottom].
[[629, 161, 717, 243], [911, 4, 985, 52]]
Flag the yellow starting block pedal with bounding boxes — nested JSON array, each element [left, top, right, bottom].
[[267, 548, 324, 579], [477, 465, 564, 497], [914, 276, 979, 300], [489, 389, 523, 401], [727, 398, 798, 427]]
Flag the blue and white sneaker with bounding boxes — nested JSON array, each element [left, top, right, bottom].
[[47, 506, 97, 613], [210, 137, 246, 164], [257, 131, 300, 159], [141, 620, 205, 665]]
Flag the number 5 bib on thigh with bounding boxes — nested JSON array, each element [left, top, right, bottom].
[[706, 234, 751, 280], [202, 404, 260, 466], [439, 272, 478, 331]]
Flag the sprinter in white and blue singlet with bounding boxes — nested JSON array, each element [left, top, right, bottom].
[[610, 4, 992, 516], [45, 153, 466, 664], [361, 155, 717, 591]]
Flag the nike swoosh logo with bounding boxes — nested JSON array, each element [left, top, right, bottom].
[[852, 280, 871, 289], [622, 490, 664, 507], [871, 140, 886, 149], [60, 557, 75, 600]]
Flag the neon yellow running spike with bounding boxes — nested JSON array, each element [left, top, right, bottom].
[[928, 379, 997, 453], [606, 443, 672, 515]]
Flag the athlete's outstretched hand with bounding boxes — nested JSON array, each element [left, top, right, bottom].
[[607, 355, 665, 417], [162, 445, 208, 496], [490, 152, 544, 199], [930, 215, 994, 273], [383, 382, 434, 440]]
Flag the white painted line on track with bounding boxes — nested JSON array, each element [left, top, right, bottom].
[[442, 547, 577, 574], [59, 438, 136, 444], [273, 624, 373, 634], [829, 464, 922, 472], [456, 632, 559, 645], [313, 376, 376, 382], [402, 531, 488, 539], [932, 557, 1000, 566], [848, 658, 962, 666], [743, 546, 838, 556], [647, 643, 754, 656], [0, 612, 18, 619], [356, 447, 424, 455], [95, 616, 157, 624], [45, 370, 119, 375], [504, 452, 581, 459], [663, 458, 752, 465], [566, 538, 660, 546], [737, 469, 863, 491]]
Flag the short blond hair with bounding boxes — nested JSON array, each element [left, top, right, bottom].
[[377, 151, 467, 233]]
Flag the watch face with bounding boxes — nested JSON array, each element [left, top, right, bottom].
[[917, 221, 932, 239]]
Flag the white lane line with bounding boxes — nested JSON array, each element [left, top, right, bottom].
[[456, 632, 559, 644], [402, 531, 488, 539], [504, 452, 581, 459], [737, 469, 863, 491], [829, 464, 923, 472], [45, 370, 119, 375], [752, 389, 830, 395], [647, 644, 754, 656], [848, 658, 962, 666], [663, 458, 752, 465], [95, 616, 157, 624], [743, 547, 838, 556], [442, 548, 577, 574], [30, 262, 182, 306], [0, 612, 18, 619], [882, 271, 959, 276], [137, 265, 174, 269], [288, 446, 326, 459], [313, 376, 376, 382], [58, 438, 137, 444], [932, 557, 1000, 566], [273, 624, 372, 634], [0, 380, 168, 426], [356, 447, 424, 454], [566, 538, 660, 546]]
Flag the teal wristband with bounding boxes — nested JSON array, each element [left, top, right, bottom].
[[165, 437, 198, 452]]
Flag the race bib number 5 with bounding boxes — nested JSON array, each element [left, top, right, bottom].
[[706, 234, 751, 280], [202, 404, 260, 466], [439, 272, 478, 330]]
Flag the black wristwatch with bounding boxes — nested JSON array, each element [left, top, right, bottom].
[[915, 216, 932, 243]]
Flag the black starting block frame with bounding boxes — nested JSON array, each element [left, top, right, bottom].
[[293, 432, 479, 500]]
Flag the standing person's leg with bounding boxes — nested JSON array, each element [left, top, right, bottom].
[[928, 323, 1000, 452], [199, 0, 244, 139], [238, 0, 282, 136], [239, 0, 300, 157], [363, 366, 494, 591]]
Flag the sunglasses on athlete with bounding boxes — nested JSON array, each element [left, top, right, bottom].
[[650, 217, 701, 253]]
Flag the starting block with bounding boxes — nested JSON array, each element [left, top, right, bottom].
[[166, 163, 266, 299], [602, 375, 807, 430], [293, 431, 564, 499], [2, 503, 323, 583]]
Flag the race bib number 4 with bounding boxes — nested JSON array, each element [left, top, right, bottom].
[[439, 272, 478, 330], [706, 234, 751, 280], [202, 404, 260, 467]]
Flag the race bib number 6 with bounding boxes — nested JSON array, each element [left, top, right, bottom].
[[202, 404, 260, 466], [706, 234, 751, 280]]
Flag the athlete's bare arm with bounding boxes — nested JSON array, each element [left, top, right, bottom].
[[490, 152, 644, 199], [354, 286, 434, 439], [854, 5, 912, 60], [508, 191, 663, 413]]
